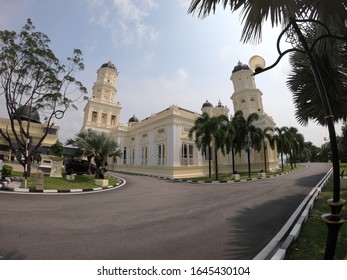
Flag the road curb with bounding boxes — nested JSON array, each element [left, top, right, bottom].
[[0, 173, 126, 195], [114, 166, 306, 184]]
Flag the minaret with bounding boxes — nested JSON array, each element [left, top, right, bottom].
[[81, 61, 122, 133], [230, 61, 264, 117], [230, 61, 278, 171]]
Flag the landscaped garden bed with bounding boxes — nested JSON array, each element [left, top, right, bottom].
[[11, 171, 119, 191]]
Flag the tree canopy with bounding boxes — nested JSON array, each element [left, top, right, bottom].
[[0, 19, 87, 176], [66, 129, 122, 179]]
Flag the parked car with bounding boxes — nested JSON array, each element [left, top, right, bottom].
[[65, 159, 96, 174]]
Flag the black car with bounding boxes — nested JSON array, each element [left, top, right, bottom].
[[65, 159, 96, 174]]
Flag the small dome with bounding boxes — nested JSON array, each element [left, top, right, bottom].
[[202, 100, 213, 108], [14, 105, 41, 124], [232, 61, 250, 73], [128, 115, 139, 123], [101, 60, 117, 70], [217, 100, 223, 107]]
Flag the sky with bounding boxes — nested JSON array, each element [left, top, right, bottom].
[[0, 0, 341, 147]]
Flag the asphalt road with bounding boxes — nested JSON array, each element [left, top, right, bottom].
[[0, 162, 331, 260]]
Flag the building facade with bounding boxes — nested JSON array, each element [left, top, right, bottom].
[[0, 106, 59, 160], [81, 61, 278, 178]]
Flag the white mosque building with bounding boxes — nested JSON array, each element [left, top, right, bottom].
[[81, 61, 278, 179]]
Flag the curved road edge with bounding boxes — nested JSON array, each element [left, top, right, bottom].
[[0, 173, 127, 195]]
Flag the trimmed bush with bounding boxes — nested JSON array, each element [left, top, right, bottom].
[[2, 164, 13, 179]]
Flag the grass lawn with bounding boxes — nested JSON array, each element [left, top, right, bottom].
[[11, 171, 120, 190], [285, 163, 347, 260], [185, 164, 304, 181]]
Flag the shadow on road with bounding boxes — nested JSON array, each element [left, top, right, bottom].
[[0, 249, 26, 260], [223, 194, 305, 260], [294, 172, 328, 187]]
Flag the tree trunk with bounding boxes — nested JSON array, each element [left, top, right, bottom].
[[289, 151, 293, 170], [247, 148, 251, 178], [215, 146, 218, 181], [208, 145, 212, 178], [95, 165, 101, 179], [232, 148, 235, 174], [87, 155, 93, 175]]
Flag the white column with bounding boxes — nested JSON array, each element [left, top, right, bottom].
[[167, 124, 181, 167], [148, 129, 155, 166]]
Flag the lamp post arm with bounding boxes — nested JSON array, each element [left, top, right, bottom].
[[289, 17, 340, 203], [253, 48, 304, 75]]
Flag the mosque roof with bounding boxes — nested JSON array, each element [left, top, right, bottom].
[[128, 115, 139, 123], [14, 105, 41, 124], [101, 60, 117, 70], [202, 100, 213, 108], [232, 61, 250, 73]]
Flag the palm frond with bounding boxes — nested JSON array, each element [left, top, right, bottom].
[[188, 0, 347, 43]]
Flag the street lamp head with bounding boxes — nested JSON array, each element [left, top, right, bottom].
[[249, 55, 266, 74]]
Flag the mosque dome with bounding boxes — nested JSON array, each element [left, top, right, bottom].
[[14, 105, 41, 124], [202, 100, 213, 108], [232, 61, 250, 73], [128, 115, 139, 123], [101, 60, 117, 70]]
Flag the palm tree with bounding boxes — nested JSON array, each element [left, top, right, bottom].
[[188, 1, 345, 43], [261, 127, 274, 173], [189, 112, 213, 177], [66, 129, 95, 175], [189, 112, 228, 180], [285, 127, 305, 169], [270, 126, 290, 172], [243, 113, 262, 178], [66, 129, 122, 179], [224, 110, 245, 174], [287, 36, 347, 126]]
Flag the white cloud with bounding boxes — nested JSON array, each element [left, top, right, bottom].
[[87, 0, 159, 45]]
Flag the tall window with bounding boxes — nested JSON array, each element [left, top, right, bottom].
[[111, 115, 116, 126], [123, 148, 127, 164], [141, 146, 148, 165], [91, 111, 98, 122], [157, 144, 165, 166], [182, 143, 194, 165]]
